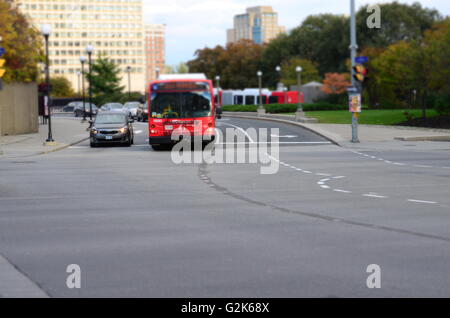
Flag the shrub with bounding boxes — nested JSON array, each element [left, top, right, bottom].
[[434, 94, 450, 115], [222, 103, 349, 113]]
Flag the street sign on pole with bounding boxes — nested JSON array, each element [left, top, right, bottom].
[[355, 56, 369, 64]]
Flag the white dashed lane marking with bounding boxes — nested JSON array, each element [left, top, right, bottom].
[[407, 199, 437, 204]]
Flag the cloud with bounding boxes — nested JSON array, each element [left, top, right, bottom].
[[142, 0, 449, 65]]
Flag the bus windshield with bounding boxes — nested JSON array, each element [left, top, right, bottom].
[[150, 91, 212, 119]]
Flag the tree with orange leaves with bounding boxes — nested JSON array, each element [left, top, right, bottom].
[[321, 73, 351, 95]]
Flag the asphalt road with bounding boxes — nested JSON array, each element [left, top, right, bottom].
[[0, 117, 450, 297]]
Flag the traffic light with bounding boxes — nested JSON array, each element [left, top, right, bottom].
[[0, 58, 5, 78], [353, 64, 368, 84], [0, 58, 5, 91]]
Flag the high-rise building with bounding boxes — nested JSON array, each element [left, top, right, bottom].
[[227, 6, 285, 45], [14, 0, 165, 94], [145, 24, 165, 86]]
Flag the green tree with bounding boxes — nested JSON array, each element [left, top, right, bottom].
[[374, 41, 430, 117], [173, 62, 189, 74], [187, 45, 226, 82], [280, 57, 321, 87], [0, 0, 43, 83], [188, 40, 264, 89], [262, 14, 349, 82], [88, 54, 124, 106], [357, 2, 442, 49], [40, 76, 75, 97]]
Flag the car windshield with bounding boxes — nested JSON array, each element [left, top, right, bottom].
[[125, 103, 140, 109], [109, 104, 123, 109], [150, 91, 212, 119], [95, 114, 126, 124]]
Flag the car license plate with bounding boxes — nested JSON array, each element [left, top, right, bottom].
[[106, 136, 113, 140], [165, 125, 173, 130]]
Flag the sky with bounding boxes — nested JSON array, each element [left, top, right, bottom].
[[142, 0, 450, 66]]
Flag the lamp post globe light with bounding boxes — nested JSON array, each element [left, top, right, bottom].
[[295, 66, 305, 120], [86, 45, 94, 120], [41, 24, 55, 144], [155, 66, 160, 79], [79, 56, 87, 122], [257, 71, 265, 116]]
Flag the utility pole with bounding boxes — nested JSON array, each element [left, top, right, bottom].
[[257, 71, 265, 116], [86, 45, 94, 121], [127, 66, 131, 100], [350, 0, 360, 143]]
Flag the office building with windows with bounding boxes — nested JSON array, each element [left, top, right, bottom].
[[227, 6, 285, 45], [14, 0, 165, 94], [145, 24, 165, 85]]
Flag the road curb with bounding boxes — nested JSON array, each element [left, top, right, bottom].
[[394, 135, 450, 142], [36, 137, 90, 156], [223, 113, 343, 146]]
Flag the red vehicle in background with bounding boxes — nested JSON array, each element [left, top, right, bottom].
[[147, 74, 216, 150]]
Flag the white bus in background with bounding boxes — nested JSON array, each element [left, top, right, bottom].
[[222, 88, 271, 106]]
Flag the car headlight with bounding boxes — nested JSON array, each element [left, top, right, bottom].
[[119, 127, 128, 134], [91, 128, 98, 134]]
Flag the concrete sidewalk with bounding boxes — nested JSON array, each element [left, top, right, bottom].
[[223, 112, 450, 150], [0, 117, 90, 159]]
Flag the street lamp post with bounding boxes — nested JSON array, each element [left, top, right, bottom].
[[295, 66, 305, 120], [42, 24, 54, 144], [215, 75, 222, 118], [126, 66, 131, 100], [350, 0, 360, 143], [215, 75, 221, 105], [275, 65, 281, 92], [155, 67, 160, 80], [79, 56, 87, 122], [86, 44, 94, 121], [77, 71, 81, 96], [257, 71, 265, 116]]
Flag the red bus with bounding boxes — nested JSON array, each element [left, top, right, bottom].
[[147, 74, 216, 150]]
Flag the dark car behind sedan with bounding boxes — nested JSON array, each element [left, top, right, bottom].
[[137, 102, 149, 122], [90, 112, 134, 147]]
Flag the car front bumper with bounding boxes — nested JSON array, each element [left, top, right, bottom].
[[91, 133, 129, 144]]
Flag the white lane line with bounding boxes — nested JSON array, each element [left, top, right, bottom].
[[135, 130, 143, 134], [220, 122, 256, 143], [316, 173, 331, 176], [413, 165, 432, 168], [363, 194, 388, 199], [407, 199, 437, 204], [333, 176, 345, 179], [320, 185, 330, 189], [334, 189, 352, 193], [215, 141, 331, 145]]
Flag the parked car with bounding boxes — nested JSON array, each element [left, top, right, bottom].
[[74, 102, 97, 117], [136, 102, 149, 122], [124, 102, 140, 119], [62, 102, 76, 113], [89, 112, 134, 147], [101, 103, 125, 113]]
